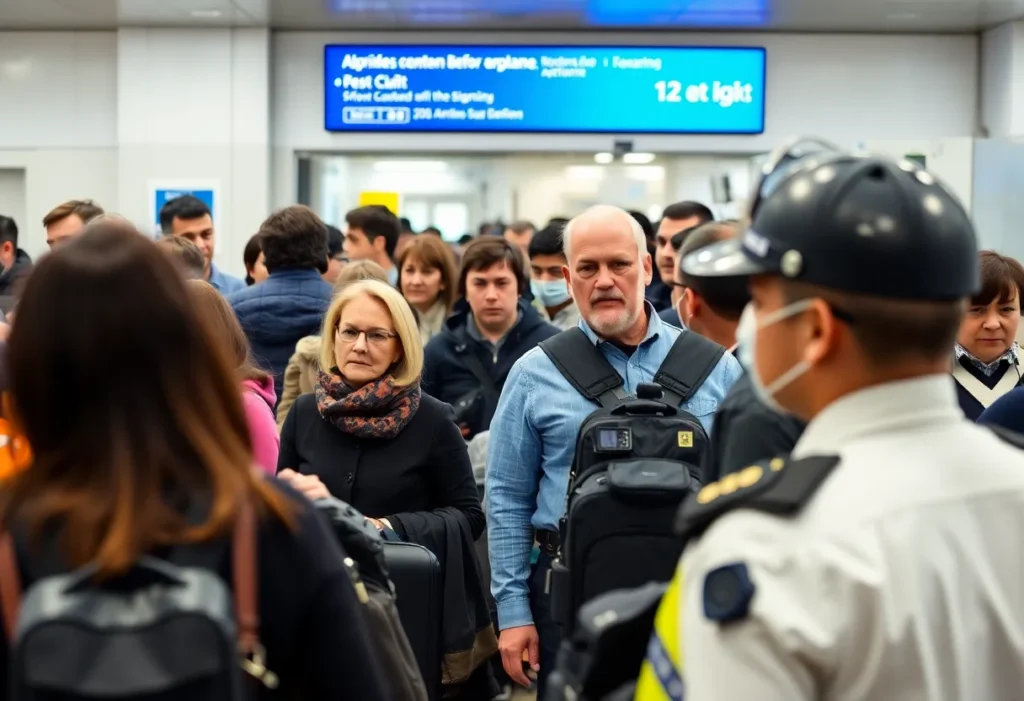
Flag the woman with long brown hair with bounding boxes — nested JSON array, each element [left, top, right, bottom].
[[186, 279, 279, 473], [0, 217, 388, 699]]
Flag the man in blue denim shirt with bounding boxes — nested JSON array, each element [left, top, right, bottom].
[[485, 205, 741, 695]]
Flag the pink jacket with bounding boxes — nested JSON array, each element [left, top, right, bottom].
[[242, 377, 280, 475]]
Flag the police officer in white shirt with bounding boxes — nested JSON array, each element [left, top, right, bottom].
[[647, 140, 1024, 701]]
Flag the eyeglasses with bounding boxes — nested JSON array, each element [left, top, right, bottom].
[[336, 327, 397, 345]]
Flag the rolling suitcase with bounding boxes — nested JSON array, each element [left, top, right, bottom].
[[384, 541, 444, 701]]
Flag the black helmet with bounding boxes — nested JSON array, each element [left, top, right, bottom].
[[683, 138, 979, 301]]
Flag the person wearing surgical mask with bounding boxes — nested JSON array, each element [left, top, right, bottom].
[[677, 223, 805, 482], [528, 224, 580, 330]]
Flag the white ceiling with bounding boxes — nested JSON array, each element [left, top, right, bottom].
[[0, 0, 1022, 32]]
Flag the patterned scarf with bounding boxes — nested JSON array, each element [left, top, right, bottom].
[[315, 369, 421, 439]]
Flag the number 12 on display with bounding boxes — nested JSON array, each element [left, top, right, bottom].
[[658, 79, 756, 107], [654, 80, 683, 103]]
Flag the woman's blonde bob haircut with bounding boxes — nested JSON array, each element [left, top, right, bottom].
[[319, 279, 424, 387]]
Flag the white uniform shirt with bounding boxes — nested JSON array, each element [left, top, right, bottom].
[[679, 374, 1024, 701]]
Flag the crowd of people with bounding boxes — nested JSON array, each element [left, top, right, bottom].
[[0, 141, 1022, 700]]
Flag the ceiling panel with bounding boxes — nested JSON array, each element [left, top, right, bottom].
[[0, 0, 1021, 31]]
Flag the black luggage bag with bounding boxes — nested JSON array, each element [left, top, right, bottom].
[[384, 541, 444, 701]]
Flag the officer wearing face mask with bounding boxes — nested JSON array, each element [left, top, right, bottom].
[[635, 140, 1024, 701]]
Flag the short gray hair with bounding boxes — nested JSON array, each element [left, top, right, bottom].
[[562, 205, 648, 260]]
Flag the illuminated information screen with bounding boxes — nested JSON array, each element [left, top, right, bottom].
[[324, 45, 766, 134]]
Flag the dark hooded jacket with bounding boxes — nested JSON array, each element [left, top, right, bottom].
[[422, 299, 559, 438], [0, 249, 32, 296], [228, 268, 333, 405]]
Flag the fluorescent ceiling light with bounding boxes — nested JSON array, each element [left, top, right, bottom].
[[626, 166, 666, 182], [594, 152, 614, 164], [623, 152, 656, 165], [565, 165, 605, 181], [373, 160, 448, 173], [190, 9, 223, 18]]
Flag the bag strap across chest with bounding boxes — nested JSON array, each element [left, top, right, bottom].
[[539, 327, 725, 408]]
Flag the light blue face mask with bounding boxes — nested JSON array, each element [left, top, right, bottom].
[[735, 300, 814, 414], [531, 278, 571, 308]]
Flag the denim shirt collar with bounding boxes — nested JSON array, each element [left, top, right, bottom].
[[577, 301, 663, 348]]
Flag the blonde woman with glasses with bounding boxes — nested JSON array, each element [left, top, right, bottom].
[[276, 280, 496, 697]]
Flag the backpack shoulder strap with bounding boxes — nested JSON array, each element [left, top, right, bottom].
[[654, 331, 726, 407], [233, 501, 261, 663], [539, 328, 628, 407], [0, 527, 21, 643], [457, 348, 499, 403]]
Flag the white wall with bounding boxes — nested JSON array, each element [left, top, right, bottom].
[[863, 138, 975, 211], [272, 31, 978, 155], [0, 32, 118, 255], [117, 28, 270, 275], [0, 29, 268, 274], [981, 23, 1015, 138]]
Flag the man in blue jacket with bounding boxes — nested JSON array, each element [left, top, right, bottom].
[[423, 237, 559, 439], [228, 205, 333, 405]]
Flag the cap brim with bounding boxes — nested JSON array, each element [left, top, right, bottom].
[[681, 237, 769, 279]]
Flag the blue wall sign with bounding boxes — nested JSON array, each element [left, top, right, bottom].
[[153, 188, 215, 233], [324, 44, 766, 134]]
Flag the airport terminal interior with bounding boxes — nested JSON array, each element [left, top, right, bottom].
[[5, 1, 1024, 700]]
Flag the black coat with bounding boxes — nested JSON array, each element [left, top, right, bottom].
[[702, 371, 806, 482], [278, 392, 484, 541], [421, 299, 559, 438]]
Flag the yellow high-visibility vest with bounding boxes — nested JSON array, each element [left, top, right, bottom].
[[634, 568, 684, 701]]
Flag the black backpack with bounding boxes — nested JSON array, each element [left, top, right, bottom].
[[0, 502, 274, 701], [538, 328, 724, 635], [544, 582, 668, 701]]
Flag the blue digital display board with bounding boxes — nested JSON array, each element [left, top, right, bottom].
[[324, 45, 766, 134]]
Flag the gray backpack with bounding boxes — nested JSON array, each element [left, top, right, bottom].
[[0, 502, 275, 700]]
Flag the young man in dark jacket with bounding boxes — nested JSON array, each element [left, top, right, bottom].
[[228, 206, 333, 406], [423, 237, 559, 439]]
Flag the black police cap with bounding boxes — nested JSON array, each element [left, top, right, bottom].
[[683, 153, 979, 301]]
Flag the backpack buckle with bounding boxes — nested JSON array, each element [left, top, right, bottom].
[[241, 643, 279, 689]]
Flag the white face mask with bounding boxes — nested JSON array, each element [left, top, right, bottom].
[[735, 300, 814, 414]]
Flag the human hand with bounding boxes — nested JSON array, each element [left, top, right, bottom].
[[498, 625, 539, 687], [277, 468, 330, 501], [366, 517, 385, 530]]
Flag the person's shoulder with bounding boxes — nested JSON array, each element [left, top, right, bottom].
[[417, 391, 457, 423], [678, 453, 840, 545], [509, 343, 557, 382], [979, 387, 1024, 429], [293, 391, 318, 412], [225, 283, 256, 306]]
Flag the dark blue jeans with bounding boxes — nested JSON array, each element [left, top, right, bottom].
[[528, 552, 563, 699]]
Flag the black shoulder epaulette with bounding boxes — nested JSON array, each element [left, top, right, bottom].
[[676, 454, 840, 542]]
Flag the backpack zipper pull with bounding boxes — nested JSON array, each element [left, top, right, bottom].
[[344, 557, 370, 604]]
